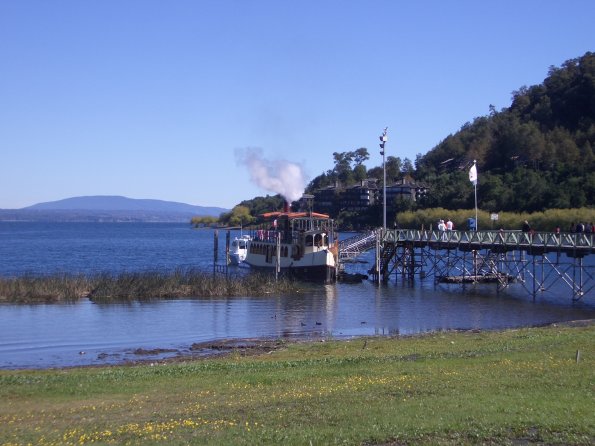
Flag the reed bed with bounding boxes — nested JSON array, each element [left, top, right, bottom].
[[0, 273, 90, 303], [396, 207, 595, 232], [0, 269, 302, 303]]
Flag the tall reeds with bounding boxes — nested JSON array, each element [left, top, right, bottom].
[[0, 269, 301, 304], [396, 207, 595, 232], [0, 273, 90, 303]]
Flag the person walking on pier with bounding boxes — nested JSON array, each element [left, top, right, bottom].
[[438, 219, 447, 241], [522, 220, 531, 232]]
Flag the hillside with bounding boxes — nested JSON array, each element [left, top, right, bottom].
[[299, 51, 594, 219], [415, 51, 595, 212], [0, 196, 229, 222]]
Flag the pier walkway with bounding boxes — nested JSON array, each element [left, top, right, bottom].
[[338, 230, 377, 262], [372, 229, 594, 302]]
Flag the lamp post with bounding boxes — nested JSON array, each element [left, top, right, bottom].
[[379, 127, 388, 231]]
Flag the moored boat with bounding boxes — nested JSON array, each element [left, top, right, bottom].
[[229, 235, 251, 265], [243, 207, 338, 283]]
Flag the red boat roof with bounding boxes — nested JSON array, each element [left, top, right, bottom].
[[261, 211, 330, 219]]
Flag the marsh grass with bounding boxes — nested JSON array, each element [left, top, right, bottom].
[[0, 324, 593, 445], [397, 207, 595, 232], [0, 273, 90, 303], [0, 270, 302, 303]]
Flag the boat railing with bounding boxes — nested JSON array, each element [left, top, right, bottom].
[[253, 229, 282, 243]]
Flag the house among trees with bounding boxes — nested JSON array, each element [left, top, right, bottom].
[[313, 179, 378, 214], [313, 183, 340, 212], [313, 177, 427, 215], [386, 178, 429, 203], [342, 179, 379, 211]]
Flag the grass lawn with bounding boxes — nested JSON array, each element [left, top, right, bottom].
[[1, 322, 593, 445]]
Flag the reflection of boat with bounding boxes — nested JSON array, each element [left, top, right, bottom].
[[229, 235, 251, 265], [243, 208, 338, 283]]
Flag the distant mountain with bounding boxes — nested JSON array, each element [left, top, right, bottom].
[[0, 196, 229, 222]]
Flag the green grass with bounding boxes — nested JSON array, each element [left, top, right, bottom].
[[0, 270, 302, 303], [1, 323, 593, 445]]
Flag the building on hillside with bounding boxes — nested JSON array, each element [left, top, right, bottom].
[[385, 178, 429, 203], [341, 179, 379, 211], [313, 182, 341, 214], [314, 178, 427, 216]]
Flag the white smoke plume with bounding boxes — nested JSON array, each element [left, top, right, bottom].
[[235, 148, 307, 204]]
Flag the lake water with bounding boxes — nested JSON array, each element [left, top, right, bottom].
[[1, 222, 594, 369]]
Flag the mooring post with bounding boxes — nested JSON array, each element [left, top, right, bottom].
[[213, 230, 218, 275], [540, 254, 545, 292], [473, 250, 478, 279], [577, 256, 584, 300], [375, 231, 380, 285], [419, 241, 425, 279], [462, 250, 466, 288], [409, 245, 415, 281], [226, 230, 230, 266]]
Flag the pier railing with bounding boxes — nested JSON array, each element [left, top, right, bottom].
[[339, 230, 377, 261], [374, 228, 593, 301], [381, 229, 594, 255]]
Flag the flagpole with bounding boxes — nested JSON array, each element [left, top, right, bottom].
[[473, 160, 478, 231], [474, 181, 478, 231], [468, 160, 478, 231]]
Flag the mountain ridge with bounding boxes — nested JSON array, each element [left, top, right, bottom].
[[0, 196, 229, 222]]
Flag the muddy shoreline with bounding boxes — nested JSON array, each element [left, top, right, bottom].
[[66, 319, 594, 370]]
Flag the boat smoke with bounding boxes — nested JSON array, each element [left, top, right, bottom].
[[235, 148, 307, 204]]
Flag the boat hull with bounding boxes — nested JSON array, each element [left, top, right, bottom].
[[247, 263, 337, 283], [244, 247, 337, 283]]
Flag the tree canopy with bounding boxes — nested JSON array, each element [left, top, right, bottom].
[[308, 52, 595, 214], [230, 52, 595, 225]]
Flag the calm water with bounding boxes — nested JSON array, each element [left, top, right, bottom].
[[1, 222, 594, 369]]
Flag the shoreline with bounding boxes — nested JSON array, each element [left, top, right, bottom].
[[7, 319, 592, 372], [112, 318, 595, 367], [2, 321, 593, 445]]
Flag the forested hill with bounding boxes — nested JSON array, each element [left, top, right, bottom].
[[228, 53, 594, 225], [415, 51, 595, 212]]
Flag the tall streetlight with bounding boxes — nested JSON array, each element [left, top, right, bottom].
[[379, 127, 388, 231]]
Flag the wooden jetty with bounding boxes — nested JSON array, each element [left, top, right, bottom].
[[373, 229, 594, 302]]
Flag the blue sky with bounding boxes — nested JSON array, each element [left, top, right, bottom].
[[1, 1, 593, 209]]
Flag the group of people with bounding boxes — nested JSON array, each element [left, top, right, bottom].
[[437, 219, 454, 232], [571, 222, 594, 233], [523, 220, 594, 234], [437, 219, 453, 240], [433, 219, 593, 234]]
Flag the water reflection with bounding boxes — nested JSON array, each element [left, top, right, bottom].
[[1, 281, 594, 369], [1, 223, 593, 369]]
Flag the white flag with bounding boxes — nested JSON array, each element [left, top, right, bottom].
[[469, 163, 477, 185]]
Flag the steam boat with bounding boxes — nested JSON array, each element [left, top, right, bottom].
[[243, 208, 338, 283]]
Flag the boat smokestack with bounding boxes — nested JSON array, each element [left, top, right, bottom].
[[284, 201, 290, 213]]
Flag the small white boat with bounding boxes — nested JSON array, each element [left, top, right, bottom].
[[229, 235, 251, 265]]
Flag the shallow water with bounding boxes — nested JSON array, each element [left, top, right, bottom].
[[1, 222, 594, 369]]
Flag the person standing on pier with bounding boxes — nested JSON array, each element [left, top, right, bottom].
[[438, 219, 447, 241], [522, 220, 531, 232]]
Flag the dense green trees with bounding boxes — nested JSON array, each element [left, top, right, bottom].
[[416, 52, 594, 212], [219, 52, 594, 227]]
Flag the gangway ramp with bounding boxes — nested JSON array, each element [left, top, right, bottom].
[[339, 230, 377, 262]]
